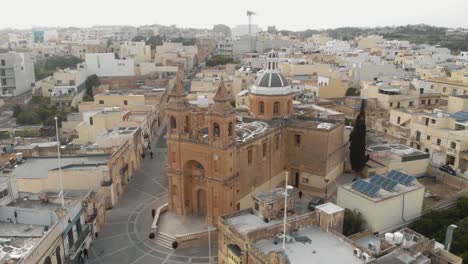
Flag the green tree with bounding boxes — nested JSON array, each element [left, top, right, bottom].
[[83, 74, 100, 101], [205, 55, 234, 67], [12, 105, 22, 118], [343, 208, 365, 236], [132, 36, 146, 42], [345, 87, 360, 96], [349, 99, 369, 173], [146, 35, 166, 49]]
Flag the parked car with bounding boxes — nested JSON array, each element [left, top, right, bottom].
[[439, 164, 456, 175], [308, 197, 324, 211]]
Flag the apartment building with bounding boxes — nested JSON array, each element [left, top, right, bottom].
[[388, 107, 468, 177], [0, 187, 100, 264], [0, 52, 35, 97], [36, 64, 88, 107], [119, 41, 152, 63], [361, 79, 442, 111]]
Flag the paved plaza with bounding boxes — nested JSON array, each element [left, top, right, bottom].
[[87, 128, 218, 264]]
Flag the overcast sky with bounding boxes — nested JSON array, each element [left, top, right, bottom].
[[2, 0, 468, 30]]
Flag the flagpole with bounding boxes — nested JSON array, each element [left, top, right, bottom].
[[55, 116, 64, 208]]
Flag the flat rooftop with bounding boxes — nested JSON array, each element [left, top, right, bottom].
[[254, 226, 364, 264], [368, 144, 429, 162], [340, 176, 424, 203], [224, 211, 283, 235], [12, 155, 108, 179]]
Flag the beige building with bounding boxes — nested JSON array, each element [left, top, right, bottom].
[[337, 170, 425, 232], [308, 75, 347, 99], [155, 42, 198, 73], [119, 41, 152, 63], [388, 108, 468, 176], [356, 35, 384, 50], [428, 78, 468, 98]]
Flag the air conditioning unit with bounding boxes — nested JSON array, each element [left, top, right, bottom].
[[362, 252, 371, 262], [353, 248, 362, 258]]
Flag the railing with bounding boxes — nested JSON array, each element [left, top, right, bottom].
[[151, 203, 168, 230], [69, 224, 92, 255], [446, 148, 456, 155]]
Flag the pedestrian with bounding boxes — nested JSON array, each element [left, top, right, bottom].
[[298, 190, 303, 199], [150, 151, 153, 159], [83, 248, 88, 259]]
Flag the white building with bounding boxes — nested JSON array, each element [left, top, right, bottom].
[[0, 52, 35, 97], [0, 174, 19, 206], [337, 170, 424, 232], [85, 53, 134, 77]]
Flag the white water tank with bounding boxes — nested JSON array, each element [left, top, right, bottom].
[[385, 233, 394, 242], [353, 248, 362, 258], [362, 252, 371, 262], [15, 152, 23, 162], [394, 232, 404, 244]]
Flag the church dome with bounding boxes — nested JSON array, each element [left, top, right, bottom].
[[250, 49, 291, 96]]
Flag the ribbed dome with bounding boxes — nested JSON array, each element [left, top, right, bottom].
[[255, 71, 289, 88]]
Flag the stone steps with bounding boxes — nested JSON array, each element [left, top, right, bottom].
[[153, 232, 175, 250]]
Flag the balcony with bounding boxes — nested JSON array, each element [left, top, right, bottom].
[[460, 150, 468, 160], [446, 148, 457, 156], [69, 224, 92, 255], [431, 144, 446, 152]]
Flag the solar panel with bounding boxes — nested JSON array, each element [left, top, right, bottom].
[[385, 170, 415, 186], [369, 175, 398, 192], [352, 179, 380, 197]]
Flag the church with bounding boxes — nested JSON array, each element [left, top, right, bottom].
[[165, 50, 346, 224]]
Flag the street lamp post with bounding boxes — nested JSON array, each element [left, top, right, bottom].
[[324, 178, 330, 198], [55, 116, 64, 208], [283, 171, 294, 250]]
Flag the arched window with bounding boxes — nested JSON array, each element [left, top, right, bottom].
[[273, 102, 280, 115], [213, 123, 220, 137], [287, 100, 292, 114], [56, 246, 62, 264], [44, 256, 52, 264], [184, 115, 190, 133], [259, 101, 265, 114], [228, 122, 234, 137], [170, 116, 177, 129]]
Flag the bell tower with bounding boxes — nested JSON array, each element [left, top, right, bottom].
[[206, 79, 237, 148], [166, 71, 191, 139]]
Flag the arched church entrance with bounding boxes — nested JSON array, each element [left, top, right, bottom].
[[182, 160, 207, 215]]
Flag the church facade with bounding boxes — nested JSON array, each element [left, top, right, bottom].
[[165, 50, 346, 224]]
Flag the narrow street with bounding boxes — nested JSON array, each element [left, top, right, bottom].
[[87, 127, 217, 264]]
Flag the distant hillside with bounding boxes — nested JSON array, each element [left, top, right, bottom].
[[304, 25, 468, 54]]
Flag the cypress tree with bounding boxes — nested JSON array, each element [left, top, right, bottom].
[[349, 99, 369, 173]]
